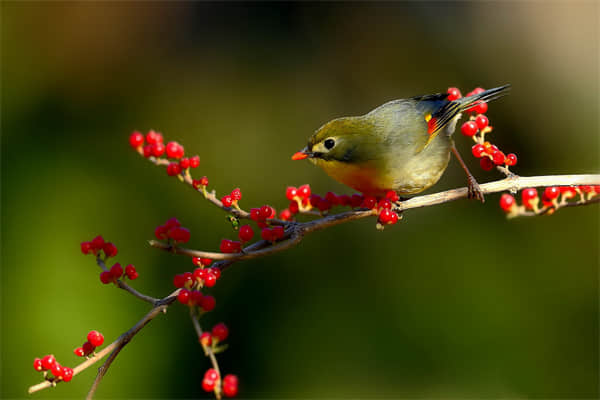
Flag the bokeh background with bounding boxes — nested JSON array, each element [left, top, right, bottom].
[[2, 2, 598, 399]]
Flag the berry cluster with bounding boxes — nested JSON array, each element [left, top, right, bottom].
[[99, 262, 138, 284], [448, 87, 518, 172], [73, 330, 105, 358], [221, 188, 242, 209], [80, 235, 118, 258], [130, 131, 200, 177], [33, 355, 74, 383], [202, 369, 239, 397], [155, 218, 191, 244], [174, 262, 218, 311], [499, 185, 600, 217]]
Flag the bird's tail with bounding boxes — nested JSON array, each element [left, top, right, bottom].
[[455, 84, 511, 111]]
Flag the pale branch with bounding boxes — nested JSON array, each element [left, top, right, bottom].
[[28, 290, 180, 396], [96, 258, 159, 305], [190, 308, 223, 400], [149, 174, 600, 268]]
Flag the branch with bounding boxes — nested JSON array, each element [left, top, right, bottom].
[[149, 174, 600, 269], [190, 308, 223, 400], [97, 258, 159, 304]]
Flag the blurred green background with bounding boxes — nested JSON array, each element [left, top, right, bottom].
[[2, 2, 598, 399]]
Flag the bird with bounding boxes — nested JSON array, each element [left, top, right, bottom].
[[291, 85, 510, 202]]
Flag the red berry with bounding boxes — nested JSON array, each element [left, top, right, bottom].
[[80, 241, 92, 255], [103, 242, 118, 258], [192, 257, 203, 267], [82, 341, 95, 355], [109, 263, 123, 279], [62, 367, 74, 382], [472, 101, 488, 114], [544, 186, 560, 200], [469, 87, 485, 96], [280, 208, 293, 220], [378, 208, 393, 224], [199, 332, 212, 347], [191, 290, 204, 306], [200, 258, 213, 266], [230, 188, 242, 201], [87, 330, 104, 347], [125, 264, 136, 277], [200, 176, 209, 186], [560, 186, 577, 199], [129, 131, 144, 148], [461, 121, 478, 137], [202, 368, 219, 392], [350, 194, 364, 208], [91, 235, 105, 250], [166, 141, 184, 159], [201, 295, 216, 311], [210, 267, 221, 279], [286, 186, 298, 200], [127, 270, 139, 280], [41, 355, 56, 370], [204, 273, 217, 288], [99, 271, 113, 284], [250, 208, 261, 221], [309, 194, 322, 209], [499, 193, 516, 212], [177, 289, 191, 305], [317, 198, 331, 212], [447, 87, 462, 101], [471, 144, 486, 158], [166, 162, 181, 176], [475, 115, 489, 130], [193, 267, 207, 281], [338, 194, 351, 206], [220, 239, 235, 253], [33, 358, 43, 371], [259, 205, 273, 220], [202, 378, 216, 392], [221, 195, 233, 207], [261, 228, 274, 242], [169, 227, 191, 243], [142, 144, 153, 158], [74, 347, 85, 357], [212, 322, 229, 341], [51, 362, 63, 378], [288, 200, 299, 214], [192, 179, 202, 189], [325, 192, 339, 205], [238, 225, 254, 242], [505, 153, 517, 166], [165, 218, 181, 229], [298, 184, 311, 199], [579, 185, 593, 193], [522, 188, 538, 209], [222, 374, 239, 397], [179, 157, 190, 169], [155, 225, 168, 240], [189, 155, 200, 168], [378, 198, 392, 209], [480, 157, 494, 171], [362, 196, 377, 209], [385, 190, 400, 202], [491, 150, 505, 165], [145, 130, 163, 145], [272, 225, 285, 240], [152, 142, 165, 157]]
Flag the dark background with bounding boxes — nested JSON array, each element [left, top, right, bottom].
[[2, 2, 598, 398]]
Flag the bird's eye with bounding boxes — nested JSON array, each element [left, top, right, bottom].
[[324, 138, 335, 150]]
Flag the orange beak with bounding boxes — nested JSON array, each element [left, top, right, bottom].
[[291, 150, 309, 161]]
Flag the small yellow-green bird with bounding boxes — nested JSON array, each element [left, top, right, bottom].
[[292, 85, 510, 202]]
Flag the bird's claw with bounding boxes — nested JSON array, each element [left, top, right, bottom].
[[467, 177, 485, 203]]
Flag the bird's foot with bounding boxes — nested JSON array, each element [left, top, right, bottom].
[[467, 177, 485, 203]]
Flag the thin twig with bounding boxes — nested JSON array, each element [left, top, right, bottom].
[[190, 308, 222, 400], [97, 258, 159, 304]]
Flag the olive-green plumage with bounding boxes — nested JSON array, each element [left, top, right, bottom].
[[294, 85, 510, 196]]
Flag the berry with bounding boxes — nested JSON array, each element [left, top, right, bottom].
[[41, 354, 56, 370], [544, 186, 560, 200], [166, 141, 184, 159], [91, 235, 105, 250], [100, 271, 113, 284], [317, 198, 331, 212], [378, 198, 392, 209], [199, 176, 209, 186], [74, 347, 85, 357], [110, 263, 123, 279], [173, 273, 185, 287], [521, 188, 538, 209], [145, 130, 163, 145], [250, 208, 261, 221], [298, 184, 311, 199], [189, 155, 200, 168], [325, 192, 339, 205], [471, 101, 488, 114], [191, 290, 204, 306], [480, 157, 494, 171], [33, 358, 43, 371], [579, 185, 593, 193], [286, 186, 298, 200], [362, 196, 377, 209], [51, 363, 63, 378], [505, 153, 517, 166], [62, 367, 74, 382], [472, 144, 486, 158], [165, 218, 181, 229], [350, 194, 364, 208], [491, 150, 505, 165], [142, 144, 153, 158], [166, 162, 181, 176], [199, 332, 212, 347], [272, 225, 285, 240], [259, 205, 273, 220], [210, 267, 221, 279], [378, 209, 398, 225], [447, 87, 462, 101], [475, 114, 489, 130], [230, 188, 242, 201], [193, 267, 207, 281], [468, 87, 485, 96], [461, 121, 478, 137], [201, 295, 216, 311], [560, 186, 577, 199], [222, 374, 239, 397], [220, 239, 237, 253], [280, 208, 293, 220], [179, 157, 190, 169], [129, 131, 144, 148], [152, 142, 165, 157], [261, 228, 274, 242], [202, 368, 219, 392], [125, 264, 137, 277], [221, 195, 233, 208], [385, 190, 400, 202], [338, 194, 351, 206], [192, 179, 202, 189], [127, 270, 139, 280], [200, 258, 213, 266], [499, 193, 516, 212], [103, 242, 118, 258], [212, 322, 229, 342], [87, 330, 104, 347], [169, 227, 191, 243], [155, 225, 168, 240], [238, 225, 254, 242], [177, 289, 191, 305], [81, 241, 92, 255], [82, 341, 95, 355], [204, 273, 217, 288], [288, 200, 299, 214]]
